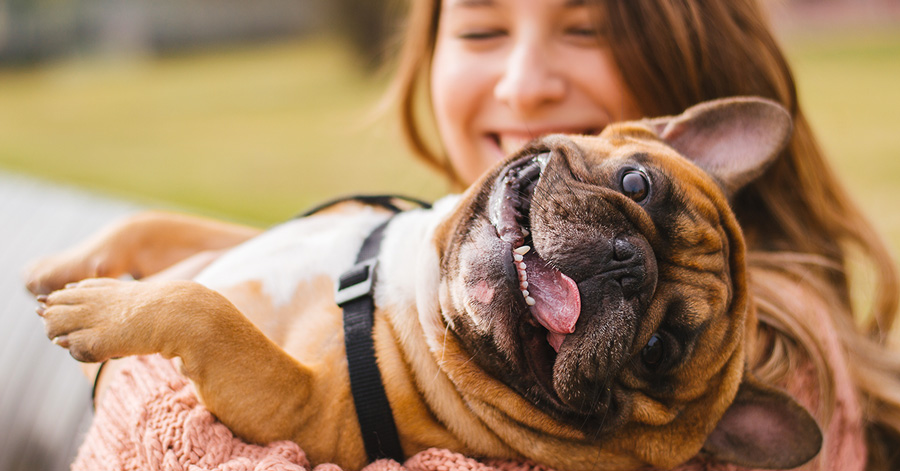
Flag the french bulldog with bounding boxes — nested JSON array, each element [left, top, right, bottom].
[[28, 97, 822, 470]]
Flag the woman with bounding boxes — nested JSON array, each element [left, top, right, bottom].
[[389, 1, 900, 469], [30, 0, 900, 469]]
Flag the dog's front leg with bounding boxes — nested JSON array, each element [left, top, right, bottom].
[[25, 211, 261, 295], [37, 278, 313, 444]]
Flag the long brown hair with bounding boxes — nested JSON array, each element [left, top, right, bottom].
[[387, 0, 900, 468]]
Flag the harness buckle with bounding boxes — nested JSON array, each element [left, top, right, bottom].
[[335, 258, 378, 307]]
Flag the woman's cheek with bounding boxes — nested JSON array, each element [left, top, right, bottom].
[[431, 44, 496, 179]]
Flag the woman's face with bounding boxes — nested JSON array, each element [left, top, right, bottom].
[[431, 0, 642, 185]]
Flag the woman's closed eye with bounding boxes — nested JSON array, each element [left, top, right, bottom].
[[458, 29, 507, 41], [565, 26, 597, 37], [562, 25, 604, 46]]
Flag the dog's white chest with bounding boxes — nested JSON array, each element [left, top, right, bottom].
[[194, 209, 391, 308]]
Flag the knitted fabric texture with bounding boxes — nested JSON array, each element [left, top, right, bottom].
[[73, 337, 865, 471]]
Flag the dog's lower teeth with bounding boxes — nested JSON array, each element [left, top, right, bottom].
[[514, 245, 531, 255], [513, 253, 524, 262], [520, 281, 528, 289], [525, 296, 536, 306], [522, 290, 530, 297]]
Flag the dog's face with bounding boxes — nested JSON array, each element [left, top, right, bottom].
[[440, 131, 740, 423], [431, 98, 822, 469]]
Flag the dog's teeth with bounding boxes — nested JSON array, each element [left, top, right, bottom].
[[521, 289, 530, 297], [522, 229, 530, 237], [525, 296, 536, 306], [514, 245, 531, 255], [517, 262, 527, 271], [520, 281, 528, 289], [513, 253, 524, 262]]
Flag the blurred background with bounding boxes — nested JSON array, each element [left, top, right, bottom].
[[0, 0, 449, 226], [0, 0, 898, 470], [0, 0, 898, 226]]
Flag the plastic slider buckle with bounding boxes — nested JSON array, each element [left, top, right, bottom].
[[335, 258, 378, 307]]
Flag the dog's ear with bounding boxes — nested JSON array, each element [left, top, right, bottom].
[[646, 97, 793, 197], [702, 374, 823, 469]]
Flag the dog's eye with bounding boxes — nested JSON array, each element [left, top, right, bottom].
[[621, 170, 650, 203], [641, 333, 665, 370]]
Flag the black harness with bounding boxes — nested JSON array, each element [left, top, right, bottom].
[[300, 195, 430, 463]]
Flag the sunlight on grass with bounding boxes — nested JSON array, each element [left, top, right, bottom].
[[0, 38, 448, 225]]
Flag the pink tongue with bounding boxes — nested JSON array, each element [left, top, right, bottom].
[[523, 252, 581, 349]]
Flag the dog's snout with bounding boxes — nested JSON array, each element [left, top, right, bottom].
[[613, 237, 638, 262]]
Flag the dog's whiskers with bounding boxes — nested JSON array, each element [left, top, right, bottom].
[[430, 321, 453, 387]]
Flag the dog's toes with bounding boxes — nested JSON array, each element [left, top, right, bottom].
[[42, 304, 91, 341], [23, 252, 112, 297], [23, 259, 62, 296], [45, 325, 116, 363], [52, 335, 70, 348], [63, 331, 109, 363], [43, 279, 116, 307]]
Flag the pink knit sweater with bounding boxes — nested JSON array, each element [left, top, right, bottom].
[[72, 342, 865, 471]]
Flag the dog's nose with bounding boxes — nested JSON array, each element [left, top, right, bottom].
[[612, 236, 645, 297], [613, 237, 637, 261]]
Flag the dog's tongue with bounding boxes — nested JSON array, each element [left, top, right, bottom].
[[524, 252, 580, 351]]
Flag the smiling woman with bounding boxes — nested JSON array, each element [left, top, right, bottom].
[[428, 0, 640, 184]]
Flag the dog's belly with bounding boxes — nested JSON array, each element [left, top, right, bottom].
[[192, 208, 391, 359]]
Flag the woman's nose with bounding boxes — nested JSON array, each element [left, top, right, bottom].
[[494, 40, 566, 116]]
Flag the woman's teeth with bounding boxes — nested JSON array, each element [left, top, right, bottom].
[[513, 244, 534, 305]]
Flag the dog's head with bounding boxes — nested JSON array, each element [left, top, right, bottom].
[[432, 97, 822, 469]]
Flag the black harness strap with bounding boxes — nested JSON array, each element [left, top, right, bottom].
[[295, 194, 432, 219], [325, 194, 429, 463], [335, 219, 402, 462]]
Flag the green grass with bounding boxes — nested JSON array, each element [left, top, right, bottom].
[[0, 31, 898, 262], [0, 38, 448, 225]]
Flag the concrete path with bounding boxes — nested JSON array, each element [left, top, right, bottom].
[[0, 171, 140, 471]]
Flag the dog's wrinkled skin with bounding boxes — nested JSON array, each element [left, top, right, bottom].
[[26, 98, 822, 471]]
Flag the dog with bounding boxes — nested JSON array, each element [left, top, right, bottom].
[[26, 97, 822, 470]]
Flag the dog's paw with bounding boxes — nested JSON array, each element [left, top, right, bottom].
[[36, 278, 164, 363], [24, 250, 116, 296]]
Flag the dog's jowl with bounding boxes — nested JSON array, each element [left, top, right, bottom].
[[33, 97, 822, 470]]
